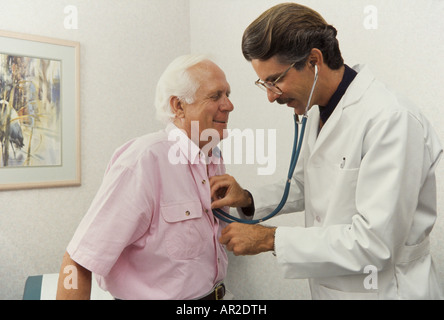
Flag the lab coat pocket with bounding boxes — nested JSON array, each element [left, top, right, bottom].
[[316, 285, 378, 300], [325, 167, 359, 224], [394, 237, 433, 299], [161, 201, 205, 260]]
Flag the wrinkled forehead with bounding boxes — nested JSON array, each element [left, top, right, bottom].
[[189, 60, 230, 91]]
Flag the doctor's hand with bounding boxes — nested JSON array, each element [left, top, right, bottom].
[[219, 222, 277, 256], [210, 174, 252, 209]]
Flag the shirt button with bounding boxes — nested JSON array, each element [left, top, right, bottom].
[[185, 210, 190, 216], [202, 180, 206, 184], [205, 209, 209, 213], [316, 216, 321, 222]]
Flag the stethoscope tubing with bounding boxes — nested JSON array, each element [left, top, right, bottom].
[[212, 114, 307, 224]]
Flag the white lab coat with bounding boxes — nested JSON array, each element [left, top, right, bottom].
[[251, 65, 443, 299]]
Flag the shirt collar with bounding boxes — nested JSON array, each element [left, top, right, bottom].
[[318, 64, 357, 125], [165, 122, 222, 165]]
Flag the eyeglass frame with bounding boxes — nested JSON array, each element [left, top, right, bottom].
[[255, 62, 296, 95]]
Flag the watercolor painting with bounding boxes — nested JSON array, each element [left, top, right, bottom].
[[0, 54, 61, 168]]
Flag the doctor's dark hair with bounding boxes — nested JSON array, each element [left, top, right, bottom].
[[242, 3, 344, 70]]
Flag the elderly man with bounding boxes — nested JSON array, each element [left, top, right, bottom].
[[56, 55, 240, 300]]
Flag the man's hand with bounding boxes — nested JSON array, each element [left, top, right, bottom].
[[219, 222, 276, 256], [210, 174, 252, 209]]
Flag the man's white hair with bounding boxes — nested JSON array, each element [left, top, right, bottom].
[[155, 54, 210, 124]]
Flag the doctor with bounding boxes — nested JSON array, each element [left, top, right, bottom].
[[210, 3, 443, 299]]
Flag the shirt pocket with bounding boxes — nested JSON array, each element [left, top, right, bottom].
[[160, 201, 205, 260]]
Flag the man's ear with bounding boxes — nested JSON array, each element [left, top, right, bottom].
[[170, 96, 185, 118], [307, 48, 324, 71]]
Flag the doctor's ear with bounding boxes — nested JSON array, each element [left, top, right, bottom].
[[309, 62, 318, 76], [307, 48, 323, 69], [310, 61, 318, 69], [170, 96, 185, 118]]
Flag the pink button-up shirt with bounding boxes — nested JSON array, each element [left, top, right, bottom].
[[67, 123, 228, 299]]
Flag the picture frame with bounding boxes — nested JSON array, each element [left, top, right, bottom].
[[0, 30, 80, 190]]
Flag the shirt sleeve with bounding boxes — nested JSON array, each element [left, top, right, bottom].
[[67, 160, 153, 277]]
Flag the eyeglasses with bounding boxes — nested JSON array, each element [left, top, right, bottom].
[[255, 62, 296, 95]]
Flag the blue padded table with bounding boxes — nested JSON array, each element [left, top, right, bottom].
[[23, 275, 43, 300], [22, 273, 114, 300]]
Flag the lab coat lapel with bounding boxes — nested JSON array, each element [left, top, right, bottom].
[[308, 64, 375, 157], [311, 100, 344, 153], [305, 107, 320, 155]]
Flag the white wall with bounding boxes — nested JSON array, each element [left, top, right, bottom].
[[1, 0, 443, 300], [190, 0, 444, 299], [0, 0, 190, 299]]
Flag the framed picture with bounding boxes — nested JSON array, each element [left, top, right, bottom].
[[0, 30, 80, 190]]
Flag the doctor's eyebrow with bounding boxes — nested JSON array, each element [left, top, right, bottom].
[[264, 73, 282, 82]]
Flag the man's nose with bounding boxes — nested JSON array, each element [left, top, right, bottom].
[[221, 96, 234, 112], [267, 89, 280, 103]]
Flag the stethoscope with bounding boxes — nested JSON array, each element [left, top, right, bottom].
[[212, 64, 319, 224]]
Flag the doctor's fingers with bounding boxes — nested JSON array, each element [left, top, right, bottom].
[[219, 226, 246, 256], [211, 196, 232, 209], [210, 175, 241, 199], [221, 223, 277, 256], [219, 223, 256, 255], [221, 234, 257, 256], [211, 190, 248, 209], [209, 174, 234, 191], [219, 222, 238, 243], [224, 240, 244, 256]]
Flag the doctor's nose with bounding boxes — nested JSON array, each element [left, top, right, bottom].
[[267, 89, 280, 103]]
